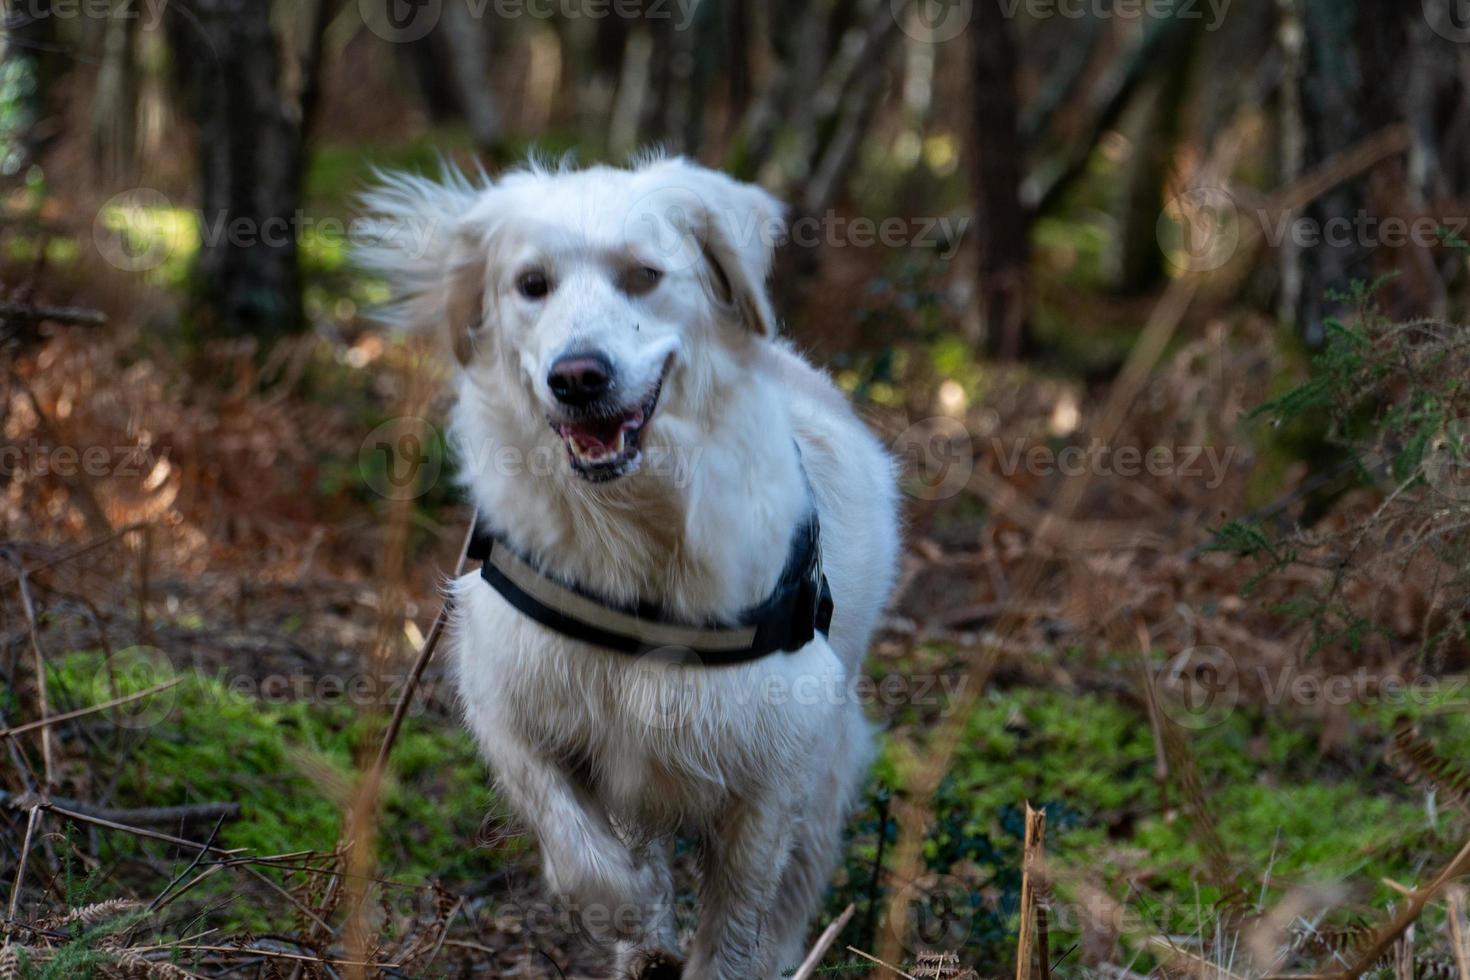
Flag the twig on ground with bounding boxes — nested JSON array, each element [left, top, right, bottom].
[[791, 903, 854, 980], [418, 895, 464, 970], [127, 942, 397, 970], [0, 300, 108, 326], [10, 565, 54, 789], [0, 706, 41, 793], [371, 514, 476, 777], [0, 677, 181, 739], [40, 800, 244, 855], [0, 791, 239, 828], [1335, 836, 1470, 978], [1134, 621, 1171, 806], [148, 814, 229, 913], [7, 805, 42, 920], [845, 945, 917, 979]]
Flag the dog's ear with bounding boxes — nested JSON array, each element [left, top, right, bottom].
[[356, 168, 491, 365], [640, 159, 785, 337]]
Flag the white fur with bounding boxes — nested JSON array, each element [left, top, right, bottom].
[[359, 156, 900, 979]]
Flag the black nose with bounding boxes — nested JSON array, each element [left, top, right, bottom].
[[547, 352, 614, 408]]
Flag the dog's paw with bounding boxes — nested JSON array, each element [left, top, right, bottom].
[[625, 949, 684, 980]]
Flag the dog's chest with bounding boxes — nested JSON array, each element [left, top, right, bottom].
[[510, 642, 771, 814], [454, 576, 841, 822]]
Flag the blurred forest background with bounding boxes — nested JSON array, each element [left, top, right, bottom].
[[3, 0, 1470, 976]]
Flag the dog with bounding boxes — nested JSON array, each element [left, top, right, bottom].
[[358, 155, 901, 979]]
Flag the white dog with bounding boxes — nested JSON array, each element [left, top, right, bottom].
[[359, 156, 900, 979]]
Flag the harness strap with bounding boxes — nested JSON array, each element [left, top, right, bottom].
[[467, 510, 834, 667]]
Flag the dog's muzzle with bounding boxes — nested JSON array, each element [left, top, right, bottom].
[[547, 357, 670, 482]]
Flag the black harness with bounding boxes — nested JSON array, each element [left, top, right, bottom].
[[466, 510, 834, 667]]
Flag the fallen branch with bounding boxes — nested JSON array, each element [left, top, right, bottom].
[[371, 515, 476, 777], [1333, 836, 1470, 978], [791, 903, 854, 980], [125, 941, 397, 970], [147, 815, 228, 913], [845, 945, 918, 979], [30, 800, 244, 855], [0, 300, 108, 327], [12, 565, 55, 788], [0, 677, 181, 739], [0, 790, 240, 828], [7, 806, 43, 920]]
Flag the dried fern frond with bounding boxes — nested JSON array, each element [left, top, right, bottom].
[[1387, 717, 1470, 814], [0, 943, 23, 980], [1292, 921, 1377, 956], [106, 948, 198, 979], [40, 898, 145, 930]]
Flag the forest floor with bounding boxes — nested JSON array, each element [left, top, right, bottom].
[[3, 139, 1469, 978]]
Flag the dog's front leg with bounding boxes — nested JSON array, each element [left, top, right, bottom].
[[687, 797, 796, 980], [488, 736, 680, 974]]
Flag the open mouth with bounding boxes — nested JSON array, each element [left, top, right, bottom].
[[549, 375, 666, 482]]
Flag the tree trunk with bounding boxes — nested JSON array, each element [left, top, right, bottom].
[[969, 0, 1031, 360], [1287, 0, 1464, 342], [397, 1, 501, 148], [1292, 0, 1392, 343], [90, 0, 140, 181], [1116, 19, 1198, 294], [3, 0, 67, 164], [166, 0, 331, 342]]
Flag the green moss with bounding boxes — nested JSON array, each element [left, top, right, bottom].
[[45, 652, 503, 928], [868, 685, 1456, 967]]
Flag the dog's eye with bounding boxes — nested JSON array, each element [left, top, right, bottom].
[[517, 270, 551, 300], [621, 266, 663, 296]]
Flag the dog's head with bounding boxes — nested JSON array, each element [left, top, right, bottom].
[[358, 157, 784, 484]]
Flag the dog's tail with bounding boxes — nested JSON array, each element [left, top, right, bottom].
[[353, 163, 489, 347]]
